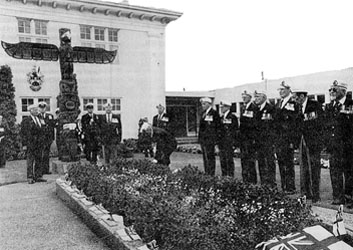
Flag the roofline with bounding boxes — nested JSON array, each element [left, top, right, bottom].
[[9, 0, 183, 24]]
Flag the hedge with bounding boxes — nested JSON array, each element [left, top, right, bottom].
[[68, 159, 319, 250]]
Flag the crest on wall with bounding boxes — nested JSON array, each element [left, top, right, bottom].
[[27, 65, 44, 91]]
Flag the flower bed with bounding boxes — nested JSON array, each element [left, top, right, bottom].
[[68, 159, 319, 250]]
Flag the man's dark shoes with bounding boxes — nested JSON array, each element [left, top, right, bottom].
[[28, 178, 35, 184], [36, 178, 47, 182]]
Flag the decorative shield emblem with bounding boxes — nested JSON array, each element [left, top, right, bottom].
[[27, 65, 44, 91]]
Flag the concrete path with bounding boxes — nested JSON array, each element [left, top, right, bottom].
[[0, 175, 110, 250]]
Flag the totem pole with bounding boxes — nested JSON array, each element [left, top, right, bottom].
[[2, 28, 117, 162]]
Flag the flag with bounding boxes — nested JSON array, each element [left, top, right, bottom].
[[255, 225, 353, 250]]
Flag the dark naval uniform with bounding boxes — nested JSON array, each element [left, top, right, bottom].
[[324, 97, 353, 203], [255, 102, 277, 187], [0, 121, 6, 168], [152, 112, 172, 163], [239, 102, 259, 184], [274, 97, 301, 193], [298, 99, 324, 202], [219, 110, 238, 177], [38, 112, 55, 174], [21, 116, 43, 181], [199, 107, 221, 175], [81, 113, 101, 163], [100, 113, 122, 164]]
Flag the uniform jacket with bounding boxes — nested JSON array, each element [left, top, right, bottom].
[[299, 99, 324, 153], [255, 102, 276, 147], [324, 97, 353, 154], [198, 108, 222, 145], [239, 102, 259, 142], [20, 116, 43, 151], [274, 97, 301, 147], [38, 112, 55, 142], [81, 113, 101, 140], [219, 110, 238, 148], [152, 113, 171, 131], [100, 113, 122, 145]]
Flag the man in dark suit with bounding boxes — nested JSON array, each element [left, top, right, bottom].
[[38, 101, 55, 174], [21, 104, 46, 184], [218, 100, 238, 177], [293, 90, 324, 203], [239, 90, 259, 184], [274, 81, 301, 194], [152, 104, 170, 131], [254, 90, 277, 187], [324, 80, 353, 205], [81, 103, 101, 164], [100, 103, 122, 164], [152, 104, 172, 163], [199, 97, 221, 176]]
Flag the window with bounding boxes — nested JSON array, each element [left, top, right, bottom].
[[94, 27, 105, 41], [34, 20, 47, 35], [35, 38, 48, 44], [111, 98, 121, 111], [95, 44, 105, 49], [19, 37, 31, 42], [108, 29, 118, 42], [18, 19, 30, 34], [83, 98, 94, 111], [80, 25, 91, 40], [97, 98, 108, 111], [21, 98, 34, 112], [38, 98, 50, 111]]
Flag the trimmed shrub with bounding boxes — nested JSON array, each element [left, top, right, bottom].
[[68, 160, 318, 250], [0, 65, 23, 160]]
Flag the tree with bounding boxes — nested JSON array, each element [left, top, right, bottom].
[[0, 65, 21, 160]]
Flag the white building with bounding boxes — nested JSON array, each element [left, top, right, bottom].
[[0, 0, 182, 139]]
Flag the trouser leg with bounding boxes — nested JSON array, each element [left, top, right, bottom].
[[241, 142, 257, 184], [330, 155, 344, 201], [311, 151, 321, 201], [201, 144, 216, 176], [278, 146, 295, 192], [27, 151, 35, 179], [42, 143, 51, 174]]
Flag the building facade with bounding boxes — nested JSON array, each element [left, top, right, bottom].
[[0, 0, 181, 139]]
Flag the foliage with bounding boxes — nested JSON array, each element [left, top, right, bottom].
[[0, 65, 22, 160], [122, 138, 139, 153], [68, 160, 318, 250]]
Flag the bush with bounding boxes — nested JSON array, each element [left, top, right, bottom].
[[122, 138, 139, 153], [68, 160, 318, 250], [0, 65, 23, 160]]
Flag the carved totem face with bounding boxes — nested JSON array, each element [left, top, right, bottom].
[[59, 28, 71, 46]]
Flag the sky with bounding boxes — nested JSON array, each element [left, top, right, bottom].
[[106, 0, 353, 91]]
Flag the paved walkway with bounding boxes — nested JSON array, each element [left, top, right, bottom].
[[0, 174, 110, 250]]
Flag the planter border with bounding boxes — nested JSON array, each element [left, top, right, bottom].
[[57, 177, 353, 249], [56, 178, 152, 250]]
